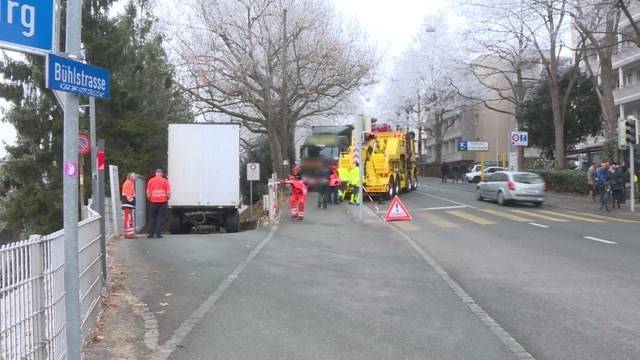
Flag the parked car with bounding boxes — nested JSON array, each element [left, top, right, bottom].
[[475, 171, 546, 206], [465, 166, 505, 183]]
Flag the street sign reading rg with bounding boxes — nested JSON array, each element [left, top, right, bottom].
[[511, 131, 529, 146], [0, 0, 55, 55]]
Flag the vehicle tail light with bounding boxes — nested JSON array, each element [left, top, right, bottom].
[[508, 180, 516, 191]]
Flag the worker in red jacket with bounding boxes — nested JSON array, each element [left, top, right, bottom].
[[146, 169, 171, 238], [121, 172, 136, 239], [287, 177, 307, 220]]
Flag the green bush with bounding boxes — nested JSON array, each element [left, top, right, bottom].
[[530, 169, 589, 194]]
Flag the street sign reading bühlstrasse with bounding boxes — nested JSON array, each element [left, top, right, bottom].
[[458, 141, 489, 152], [46, 53, 111, 99], [0, 0, 55, 54]]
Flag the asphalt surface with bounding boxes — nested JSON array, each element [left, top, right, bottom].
[[378, 177, 640, 360], [119, 197, 518, 360]]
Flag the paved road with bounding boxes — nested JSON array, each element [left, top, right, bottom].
[[117, 197, 519, 360], [377, 177, 640, 360]]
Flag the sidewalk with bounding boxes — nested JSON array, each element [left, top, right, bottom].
[[543, 190, 640, 218], [85, 193, 522, 359]]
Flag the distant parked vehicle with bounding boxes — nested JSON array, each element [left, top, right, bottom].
[[465, 166, 504, 183], [476, 171, 546, 207]]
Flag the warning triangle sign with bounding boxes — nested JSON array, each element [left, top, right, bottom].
[[384, 195, 412, 222]]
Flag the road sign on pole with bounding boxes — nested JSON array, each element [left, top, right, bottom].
[[78, 131, 91, 155], [0, 0, 55, 55], [46, 53, 111, 99], [467, 141, 489, 151], [247, 162, 260, 181], [511, 131, 528, 146]]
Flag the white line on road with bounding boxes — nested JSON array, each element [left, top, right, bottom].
[[414, 205, 469, 211], [154, 225, 279, 360], [584, 236, 616, 245], [415, 191, 476, 209], [528, 223, 549, 229]]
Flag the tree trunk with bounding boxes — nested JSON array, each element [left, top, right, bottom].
[[268, 122, 285, 178], [549, 78, 566, 168]]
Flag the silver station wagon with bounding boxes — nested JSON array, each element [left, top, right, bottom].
[[476, 171, 546, 207]]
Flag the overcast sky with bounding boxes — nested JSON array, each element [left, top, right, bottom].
[[0, 0, 445, 158]]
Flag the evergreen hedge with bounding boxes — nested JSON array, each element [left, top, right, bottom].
[[530, 169, 589, 194]]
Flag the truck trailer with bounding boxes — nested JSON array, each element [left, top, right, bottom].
[[167, 123, 241, 233]]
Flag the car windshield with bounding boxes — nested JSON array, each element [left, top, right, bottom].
[[513, 173, 543, 184], [302, 145, 339, 161]]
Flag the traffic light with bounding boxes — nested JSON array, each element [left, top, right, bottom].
[[626, 116, 639, 145], [618, 119, 627, 147]]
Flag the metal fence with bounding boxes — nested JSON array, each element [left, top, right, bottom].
[[0, 207, 105, 360]]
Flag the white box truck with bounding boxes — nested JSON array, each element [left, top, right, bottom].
[[167, 123, 241, 233]]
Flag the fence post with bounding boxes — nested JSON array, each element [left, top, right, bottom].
[[29, 235, 47, 358]]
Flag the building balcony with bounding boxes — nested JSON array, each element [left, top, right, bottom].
[[614, 82, 640, 105], [613, 45, 640, 70]]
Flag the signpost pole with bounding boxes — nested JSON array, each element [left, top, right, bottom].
[[90, 97, 98, 211], [356, 115, 364, 222], [62, 0, 84, 358], [630, 144, 635, 213], [250, 181, 253, 218]]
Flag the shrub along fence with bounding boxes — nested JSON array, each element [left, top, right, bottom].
[[530, 169, 589, 194]]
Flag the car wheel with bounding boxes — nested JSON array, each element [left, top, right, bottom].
[[497, 191, 506, 206], [533, 201, 543, 208], [476, 188, 483, 201], [473, 176, 480, 184]]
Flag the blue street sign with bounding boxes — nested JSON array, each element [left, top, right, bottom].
[[46, 53, 111, 99], [457, 140, 468, 152], [0, 0, 55, 54]]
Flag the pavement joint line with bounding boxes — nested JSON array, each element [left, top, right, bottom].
[[528, 223, 549, 229], [383, 219, 536, 360], [153, 225, 279, 360], [415, 190, 477, 209], [583, 236, 617, 245]]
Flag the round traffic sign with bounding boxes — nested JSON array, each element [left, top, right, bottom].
[[249, 163, 257, 170], [511, 133, 520, 142], [78, 132, 91, 155]]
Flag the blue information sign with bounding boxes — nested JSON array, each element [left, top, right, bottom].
[[0, 0, 55, 54], [457, 141, 468, 152], [46, 53, 111, 99]]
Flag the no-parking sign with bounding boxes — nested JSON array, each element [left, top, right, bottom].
[[247, 162, 260, 181], [511, 131, 528, 146]]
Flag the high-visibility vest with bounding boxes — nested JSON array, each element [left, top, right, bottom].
[[349, 166, 360, 186], [338, 167, 349, 182], [147, 175, 171, 203], [122, 179, 135, 201]]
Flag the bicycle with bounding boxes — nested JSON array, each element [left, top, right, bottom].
[[599, 182, 614, 212]]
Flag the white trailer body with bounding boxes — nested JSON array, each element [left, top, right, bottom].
[[167, 123, 241, 233]]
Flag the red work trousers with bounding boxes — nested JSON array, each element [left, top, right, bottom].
[[123, 206, 135, 238], [289, 193, 306, 219]]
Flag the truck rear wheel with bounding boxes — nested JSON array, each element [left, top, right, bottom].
[[224, 210, 240, 233], [386, 176, 396, 200]]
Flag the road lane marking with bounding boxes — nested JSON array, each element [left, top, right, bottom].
[[536, 210, 605, 223], [414, 205, 468, 211], [416, 191, 476, 209], [584, 236, 616, 244], [385, 220, 536, 360], [566, 211, 640, 224], [395, 221, 421, 232], [418, 212, 459, 228], [155, 225, 279, 359], [510, 210, 569, 222], [528, 223, 549, 229], [447, 210, 496, 225], [478, 208, 534, 222]]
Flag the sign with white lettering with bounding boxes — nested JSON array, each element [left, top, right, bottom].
[[467, 141, 489, 151], [46, 53, 111, 99], [0, 0, 55, 54]]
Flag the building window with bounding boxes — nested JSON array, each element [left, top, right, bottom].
[[625, 73, 633, 86]]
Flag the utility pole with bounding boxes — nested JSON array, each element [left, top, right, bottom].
[[90, 97, 98, 209], [281, 8, 288, 173], [62, 0, 83, 358]]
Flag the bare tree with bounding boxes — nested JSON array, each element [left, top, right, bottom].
[[172, 0, 376, 176]]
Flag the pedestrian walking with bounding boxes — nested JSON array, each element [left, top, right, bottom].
[[611, 164, 625, 211], [121, 172, 136, 239], [596, 162, 609, 209], [287, 177, 307, 220], [440, 162, 449, 184], [328, 165, 341, 205], [146, 169, 171, 238], [317, 167, 329, 209], [587, 162, 597, 202], [451, 165, 459, 183]]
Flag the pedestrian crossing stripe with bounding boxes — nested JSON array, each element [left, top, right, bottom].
[[478, 208, 534, 222], [565, 211, 640, 224], [447, 210, 495, 225], [510, 210, 569, 222], [418, 212, 459, 228], [536, 210, 605, 223]]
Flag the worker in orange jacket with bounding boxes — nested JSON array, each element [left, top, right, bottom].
[[287, 177, 307, 220], [146, 169, 171, 238], [121, 172, 136, 239]]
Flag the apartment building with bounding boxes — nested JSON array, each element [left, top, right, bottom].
[[614, 2, 640, 123]]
